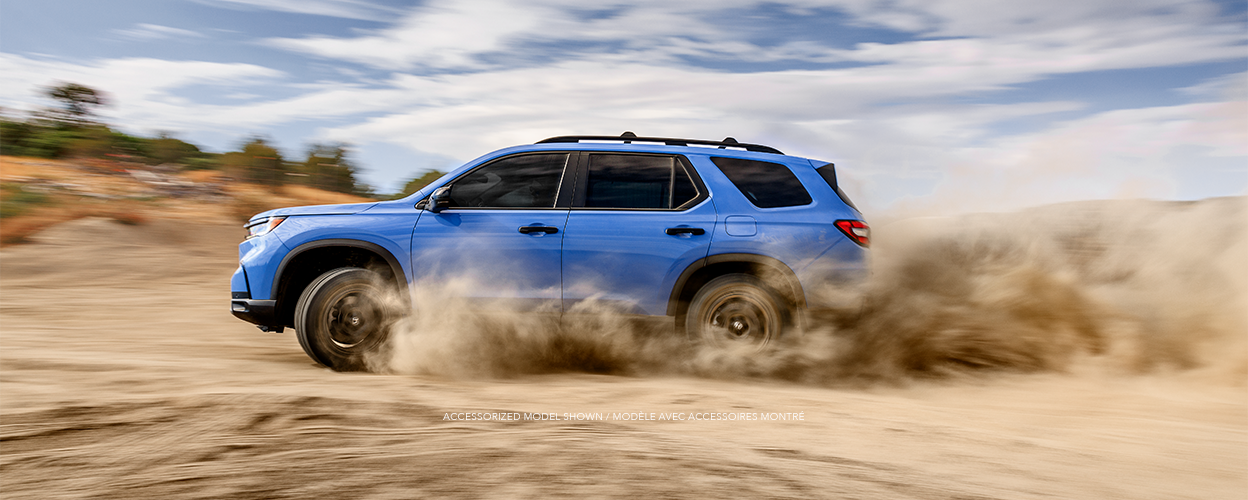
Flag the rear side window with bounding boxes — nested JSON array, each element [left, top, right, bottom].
[[710, 157, 812, 208], [584, 154, 699, 209], [448, 153, 567, 208]]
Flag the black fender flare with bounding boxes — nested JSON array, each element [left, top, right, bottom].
[[274, 238, 408, 297], [666, 253, 807, 316]]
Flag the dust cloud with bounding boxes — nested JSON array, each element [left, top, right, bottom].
[[378, 197, 1247, 384], [3, 200, 1244, 499], [376, 278, 687, 377]]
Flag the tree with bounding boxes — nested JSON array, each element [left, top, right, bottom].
[[42, 83, 107, 126], [145, 134, 202, 165], [223, 138, 287, 186], [0, 119, 36, 156], [300, 144, 353, 193], [296, 143, 376, 196], [392, 170, 447, 199]]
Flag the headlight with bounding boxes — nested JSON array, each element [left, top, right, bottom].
[[245, 216, 287, 239]]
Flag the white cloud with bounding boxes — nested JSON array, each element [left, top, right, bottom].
[[1180, 71, 1248, 101], [0, 54, 284, 130], [261, 0, 1246, 73], [195, 0, 406, 21], [294, 60, 1082, 160], [265, 0, 552, 70], [878, 99, 1248, 216], [265, 0, 868, 70], [112, 23, 205, 41], [248, 0, 1244, 198], [2, 0, 1243, 203]]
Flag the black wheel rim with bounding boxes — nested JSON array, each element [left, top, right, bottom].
[[324, 287, 383, 349], [702, 290, 775, 349]]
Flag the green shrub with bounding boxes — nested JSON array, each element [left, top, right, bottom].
[[0, 183, 53, 218]]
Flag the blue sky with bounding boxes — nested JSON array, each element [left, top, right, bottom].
[[1, 0, 1244, 214]]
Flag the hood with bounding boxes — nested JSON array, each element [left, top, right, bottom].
[[251, 202, 378, 221]]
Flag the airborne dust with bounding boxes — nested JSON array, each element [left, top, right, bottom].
[[2, 198, 1244, 499], [376, 197, 1247, 385]]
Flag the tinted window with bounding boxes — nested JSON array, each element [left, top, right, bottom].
[[673, 161, 698, 207], [815, 162, 858, 210], [448, 154, 567, 208], [710, 157, 812, 208], [585, 155, 698, 209], [815, 163, 837, 191]]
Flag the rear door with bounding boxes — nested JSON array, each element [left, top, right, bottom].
[[561, 153, 715, 315], [701, 156, 831, 273], [411, 152, 573, 311]]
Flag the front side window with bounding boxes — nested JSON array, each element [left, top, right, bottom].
[[710, 157, 812, 208], [584, 154, 699, 209], [448, 153, 567, 208]]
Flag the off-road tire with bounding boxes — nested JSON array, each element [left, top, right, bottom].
[[294, 267, 396, 371], [685, 273, 789, 351]]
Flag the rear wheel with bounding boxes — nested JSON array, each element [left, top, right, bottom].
[[294, 267, 398, 371], [685, 274, 788, 351]]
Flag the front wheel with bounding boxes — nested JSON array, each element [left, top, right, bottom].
[[294, 267, 399, 371], [685, 274, 789, 351]]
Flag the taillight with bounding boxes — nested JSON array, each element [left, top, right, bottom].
[[834, 219, 870, 247]]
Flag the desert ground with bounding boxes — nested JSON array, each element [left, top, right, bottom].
[[1, 191, 1245, 498]]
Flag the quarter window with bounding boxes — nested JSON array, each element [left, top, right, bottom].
[[448, 154, 567, 208], [710, 157, 812, 208], [815, 162, 858, 211], [584, 155, 699, 209]]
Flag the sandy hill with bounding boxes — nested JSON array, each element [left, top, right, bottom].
[[0, 155, 376, 245]]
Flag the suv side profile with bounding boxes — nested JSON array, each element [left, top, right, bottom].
[[231, 133, 869, 371]]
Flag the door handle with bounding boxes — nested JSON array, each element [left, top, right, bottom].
[[665, 227, 705, 236], [518, 225, 559, 234]]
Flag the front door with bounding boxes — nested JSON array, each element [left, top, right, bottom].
[[411, 152, 572, 311]]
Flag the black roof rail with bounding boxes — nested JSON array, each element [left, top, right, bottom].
[[537, 131, 783, 155]]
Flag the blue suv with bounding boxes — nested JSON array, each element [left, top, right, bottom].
[[231, 133, 869, 371]]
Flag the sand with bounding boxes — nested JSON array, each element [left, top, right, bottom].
[[1, 203, 1245, 499]]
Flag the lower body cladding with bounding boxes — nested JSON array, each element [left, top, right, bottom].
[[230, 297, 280, 332]]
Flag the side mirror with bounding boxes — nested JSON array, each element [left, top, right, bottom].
[[428, 186, 452, 213]]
